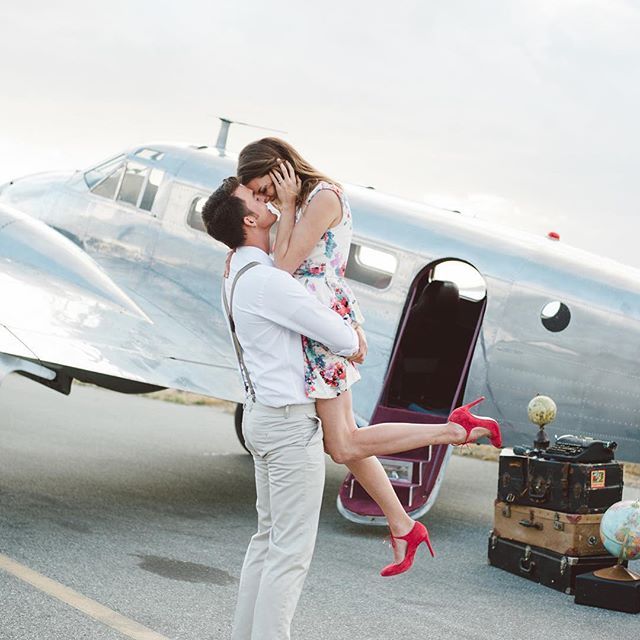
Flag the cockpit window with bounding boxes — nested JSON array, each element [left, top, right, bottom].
[[89, 157, 165, 212], [134, 148, 165, 161], [84, 155, 125, 189], [140, 168, 164, 212], [187, 196, 207, 233], [117, 162, 147, 206], [92, 166, 124, 199]]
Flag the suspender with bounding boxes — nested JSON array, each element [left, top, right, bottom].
[[222, 261, 260, 402]]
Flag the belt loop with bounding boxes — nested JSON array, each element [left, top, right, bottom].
[[284, 405, 290, 419]]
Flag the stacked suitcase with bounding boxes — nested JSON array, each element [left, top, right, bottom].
[[488, 437, 624, 594]]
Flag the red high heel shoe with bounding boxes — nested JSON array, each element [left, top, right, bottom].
[[449, 396, 502, 448], [380, 521, 435, 577]]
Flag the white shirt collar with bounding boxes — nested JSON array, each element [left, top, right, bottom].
[[234, 245, 273, 267]]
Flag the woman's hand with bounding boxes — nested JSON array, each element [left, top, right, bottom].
[[347, 325, 368, 364], [270, 160, 301, 213]]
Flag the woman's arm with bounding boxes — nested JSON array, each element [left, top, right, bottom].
[[270, 163, 342, 274], [270, 161, 299, 271]]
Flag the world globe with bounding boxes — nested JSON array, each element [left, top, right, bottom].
[[600, 500, 640, 562], [527, 395, 557, 426]]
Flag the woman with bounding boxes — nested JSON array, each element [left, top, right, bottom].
[[236, 138, 501, 577]]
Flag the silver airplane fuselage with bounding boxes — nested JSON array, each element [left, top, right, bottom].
[[1, 142, 639, 522]]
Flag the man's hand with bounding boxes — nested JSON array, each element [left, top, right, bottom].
[[347, 325, 368, 365], [270, 160, 301, 213]]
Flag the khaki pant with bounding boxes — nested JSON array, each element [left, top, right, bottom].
[[231, 400, 325, 640]]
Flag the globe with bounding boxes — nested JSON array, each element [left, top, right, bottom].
[[527, 395, 557, 426], [600, 500, 640, 562]]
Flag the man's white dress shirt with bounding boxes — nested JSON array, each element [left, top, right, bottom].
[[224, 246, 358, 407]]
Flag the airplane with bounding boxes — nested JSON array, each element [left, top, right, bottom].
[[1, 120, 639, 526]]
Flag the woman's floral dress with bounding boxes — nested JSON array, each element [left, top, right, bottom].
[[293, 181, 365, 399]]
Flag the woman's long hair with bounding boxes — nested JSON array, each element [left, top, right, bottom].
[[237, 138, 340, 209]]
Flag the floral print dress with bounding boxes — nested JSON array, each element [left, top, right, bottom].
[[293, 181, 365, 399]]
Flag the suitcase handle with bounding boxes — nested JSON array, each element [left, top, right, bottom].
[[518, 519, 543, 530], [519, 558, 536, 574]]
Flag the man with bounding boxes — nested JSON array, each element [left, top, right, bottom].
[[201, 177, 363, 640]]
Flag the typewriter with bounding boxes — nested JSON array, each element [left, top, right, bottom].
[[537, 434, 617, 463]]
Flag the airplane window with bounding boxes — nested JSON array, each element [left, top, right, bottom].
[[91, 166, 124, 199], [345, 243, 397, 289], [187, 196, 207, 233], [541, 301, 571, 332], [432, 260, 486, 301], [139, 168, 164, 212], [84, 155, 125, 189], [134, 148, 165, 161], [117, 161, 148, 207]]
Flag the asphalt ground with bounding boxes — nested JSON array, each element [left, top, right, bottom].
[[1, 374, 639, 640]]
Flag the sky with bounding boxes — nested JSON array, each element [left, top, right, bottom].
[[1, 0, 639, 267]]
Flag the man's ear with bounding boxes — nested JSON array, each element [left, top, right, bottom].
[[243, 214, 257, 228]]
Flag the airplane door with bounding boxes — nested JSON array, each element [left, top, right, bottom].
[[338, 259, 487, 524]]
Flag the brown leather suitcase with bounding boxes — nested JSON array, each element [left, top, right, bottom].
[[493, 499, 605, 556]]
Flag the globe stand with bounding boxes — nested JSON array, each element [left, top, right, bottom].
[[595, 529, 640, 582], [594, 564, 640, 582], [533, 424, 550, 450]]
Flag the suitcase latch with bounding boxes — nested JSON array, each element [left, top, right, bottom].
[[560, 556, 568, 575], [553, 513, 564, 531], [502, 504, 511, 518], [490, 532, 498, 550]]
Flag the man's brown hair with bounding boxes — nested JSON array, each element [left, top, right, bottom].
[[201, 177, 247, 249]]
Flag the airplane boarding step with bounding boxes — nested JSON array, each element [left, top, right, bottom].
[[347, 476, 424, 509], [377, 448, 433, 464]]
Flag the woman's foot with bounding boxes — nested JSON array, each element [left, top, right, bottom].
[[448, 396, 502, 448], [450, 422, 491, 445], [388, 520, 415, 564], [381, 521, 435, 577]]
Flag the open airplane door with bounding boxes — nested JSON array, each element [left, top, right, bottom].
[[338, 259, 487, 524]]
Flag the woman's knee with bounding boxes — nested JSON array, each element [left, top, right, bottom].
[[324, 440, 355, 465], [327, 440, 362, 464]]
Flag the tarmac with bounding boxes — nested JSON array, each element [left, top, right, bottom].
[[0, 373, 638, 640]]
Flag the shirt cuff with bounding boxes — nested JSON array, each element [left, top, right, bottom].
[[334, 324, 359, 357]]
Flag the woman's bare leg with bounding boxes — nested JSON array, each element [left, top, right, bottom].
[[317, 390, 476, 564], [316, 392, 484, 464], [343, 456, 414, 563]]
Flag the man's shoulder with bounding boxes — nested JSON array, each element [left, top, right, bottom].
[[230, 261, 273, 281], [233, 263, 306, 300], [228, 262, 291, 293]]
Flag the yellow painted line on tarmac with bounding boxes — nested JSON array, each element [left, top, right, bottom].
[[0, 552, 172, 640]]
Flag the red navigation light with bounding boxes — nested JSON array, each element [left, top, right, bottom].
[[547, 231, 560, 241]]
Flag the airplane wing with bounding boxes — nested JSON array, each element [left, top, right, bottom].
[[0, 203, 243, 399]]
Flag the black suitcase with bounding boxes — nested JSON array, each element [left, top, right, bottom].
[[487, 532, 623, 594], [497, 449, 623, 514], [574, 571, 640, 613]]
